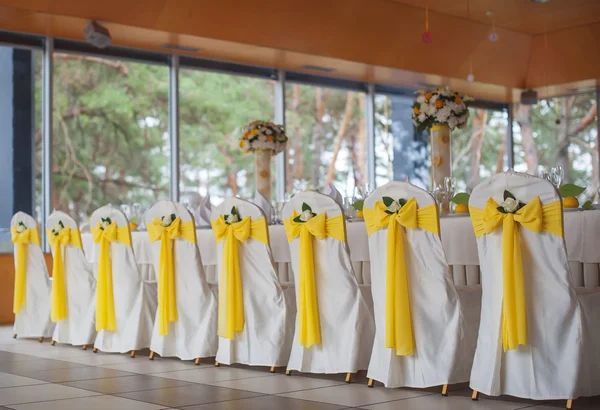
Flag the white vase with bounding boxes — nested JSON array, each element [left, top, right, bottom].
[[255, 150, 272, 201]]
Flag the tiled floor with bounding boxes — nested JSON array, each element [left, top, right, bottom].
[[0, 327, 598, 410]]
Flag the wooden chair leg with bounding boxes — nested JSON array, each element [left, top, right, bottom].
[[13, 333, 17, 339], [82, 344, 87, 350], [367, 378, 374, 388], [270, 366, 276, 373], [149, 351, 155, 360], [215, 360, 220, 367], [566, 399, 573, 409], [345, 373, 352, 383], [50, 340, 56, 346], [286, 370, 292, 376], [92, 347, 98, 353], [130, 350, 136, 358], [38, 337, 44, 343], [193, 358, 200, 365], [471, 390, 479, 401], [441, 384, 449, 396]]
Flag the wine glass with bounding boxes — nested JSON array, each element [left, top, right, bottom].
[[276, 201, 286, 224], [550, 166, 564, 188], [443, 176, 456, 213], [120, 204, 131, 219], [344, 196, 356, 220], [538, 167, 549, 181]]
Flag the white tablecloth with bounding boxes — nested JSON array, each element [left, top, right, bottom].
[[81, 210, 600, 287]]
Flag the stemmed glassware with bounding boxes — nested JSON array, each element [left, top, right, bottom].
[[538, 167, 549, 181], [344, 196, 357, 219], [549, 166, 564, 188]]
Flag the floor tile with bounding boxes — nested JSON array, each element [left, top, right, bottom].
[[0, 358, 86, 376], [531, 395, 600, 409], [99, 359, 208, 374], [277, 383, 432, 407], [152, 367, 276, 384], [62, 374, 191, 394], [180, 394, 348, 410], [0, 384, 99, 406], [203, 373, 345, 394], [116, 384, 262, 407], [17, 366, 135, 383], [57, 352, 142, 366], [361, 394, 525, 410], [0, 353, 39, 363], [7, 394, 166, 410], [0, 372, 46, 388]]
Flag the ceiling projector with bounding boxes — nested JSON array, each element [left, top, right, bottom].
[[83, 21, 112, 49], [520, 89, 539, 105]]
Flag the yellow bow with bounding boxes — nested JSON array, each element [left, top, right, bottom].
[[363, 198, 439, 356], [91, 222, 132, 332], [284, 212, 346, 348], [470, 197, 562, 351], [147, 217, 196, 336], [212, 215, 269, 340], [11, 226, 40, 314], [47, 226, 82, 322]]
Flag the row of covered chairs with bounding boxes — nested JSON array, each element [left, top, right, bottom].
[[9, 172, 600, 408]]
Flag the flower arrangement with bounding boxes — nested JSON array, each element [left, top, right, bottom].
[[497, 191, 525, 214], [51, 220, 65, 236], [293, 203, 316, 223], [412, 87, 473, 132], [382, 197, 406, 214], [224, 207, 240, 225], [239, 121, 287, 154]]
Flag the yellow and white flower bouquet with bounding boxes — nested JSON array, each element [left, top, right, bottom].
[[239, 120, 287, 154], [411, 87, 473, 132]]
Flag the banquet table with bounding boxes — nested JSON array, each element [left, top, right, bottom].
[[81, 209, 600, 288]]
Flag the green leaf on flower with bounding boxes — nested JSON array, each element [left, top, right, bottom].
[[170, 213, 176, 221], [384, 210, 394, 215], [293, 215, 304, 223], [59, 220, 64, 228], [497, 206, 508, 214], [503, 190, 515, 201], [559, 183, 586, 198], [451, 193, 470, 205], [398, 198, 407, 206], [382, 196, 394, 207], [352, 199, 364, 211], [301, 202, 311, 212], [582, 200, 593, 210], [518, 202, 526, 210]]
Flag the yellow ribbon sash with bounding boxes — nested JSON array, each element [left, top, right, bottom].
[[211, 215, 269, 340], [284, 212, 346, 348], [11, 226, 40, 314], [147, 217, 196, 336], [46, 226, 83, 322], [363, 198, 439, 356], [91, 222, 132, 332], [470, 197, 563, 351]]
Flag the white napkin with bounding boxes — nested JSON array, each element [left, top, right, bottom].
[[196, 195, 212, 227], [252, 190, 273, 224], [323, 183, 344, 208]]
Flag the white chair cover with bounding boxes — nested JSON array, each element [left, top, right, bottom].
[[196, 195, 212, 227], [469, 171, 600, 400], [323, 183, 344, 208], [47, 211, 96, 346], [211, 198, 295, 366], [145, 201, 218, 360], [90, 205, 156, 353], [251, 190, 274, 224], [364, 182, 478, 388], [283, 191, 374, 374], [11, 212, 55, 339]]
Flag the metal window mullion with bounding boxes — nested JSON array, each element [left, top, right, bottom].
[[275, 70, 286, 202], [169, 54, 180, 202], [596, 87, 600, 178], [507, 103, 515, 170], [41, 37, 53, 251], [366, 83, 376, 187]]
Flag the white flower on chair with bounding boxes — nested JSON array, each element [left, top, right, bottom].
[[498, 191, 526, 214], [293, 203, 316, 223], [224, 207, 240, 225], [100, 217, 112, 230], [161, 214, 176, 227], [299, 210, 314, 222], [382, 197, 407, 214], [51, 220, 65, 236], [16, 221, 26, 233]]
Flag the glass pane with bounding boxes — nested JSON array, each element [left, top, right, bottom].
[[513, 92, 598, 201], [285, 84, 366, 196], [179, 69, 274, 204], [451, 108, 508, 192], [52, 54, 170, 224]]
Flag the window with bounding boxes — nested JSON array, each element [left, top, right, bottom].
[[375, 94, 429, 189], [52, 54, 170, 224], [451, 108, 508, 192], [513, 92, 598, 201], [179, 69, 274, 204], [285, 83, 366, 196], [0, 46, 41, 252]]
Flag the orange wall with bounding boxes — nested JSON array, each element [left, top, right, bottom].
[[0, 253, 53, 325]]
